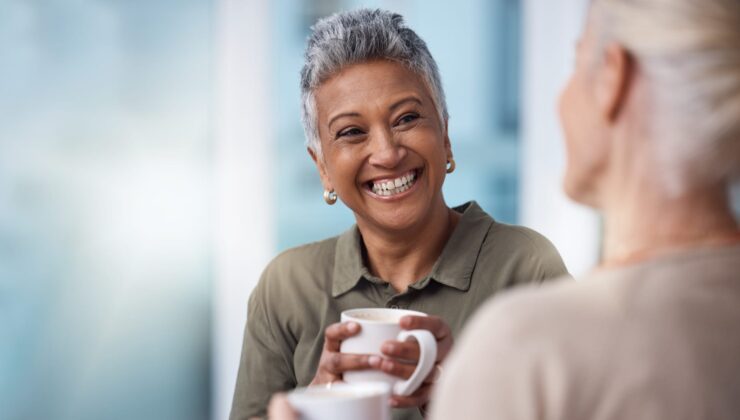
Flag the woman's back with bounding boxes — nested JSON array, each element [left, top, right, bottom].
[[432, 244, 740, 420]]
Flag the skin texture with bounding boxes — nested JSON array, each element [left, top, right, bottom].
[[558, 9, 739, 266], [307, 60, 459, 409]]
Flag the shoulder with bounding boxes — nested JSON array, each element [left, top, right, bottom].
[[431, 278, 591, 419], [456, 201, 562, 263], [479, 222, 569, 281], [432, 277, 624, 419], [450, 276, 621, 389], [462, 275, 626, 363], [486, 222, 561, 257], [469, 277, 583, 336]]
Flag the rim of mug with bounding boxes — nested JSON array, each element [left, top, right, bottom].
[[288, 382, 391, 404], [341, 307, 428, 324]]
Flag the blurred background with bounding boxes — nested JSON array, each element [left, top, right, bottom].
[[2, 0, 682, 419]]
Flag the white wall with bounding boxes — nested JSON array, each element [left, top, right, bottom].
[[521, 0, 601, 276], [213, 1, 275, 419]]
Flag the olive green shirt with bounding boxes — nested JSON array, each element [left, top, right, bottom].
[[229, 202, 568, 420]]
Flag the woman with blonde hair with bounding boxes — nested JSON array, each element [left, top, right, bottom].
[[431, 0, 740, 418]]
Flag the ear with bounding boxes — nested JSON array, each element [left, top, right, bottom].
[[307, 147, 332, 191], [596, 42, 632, 123]]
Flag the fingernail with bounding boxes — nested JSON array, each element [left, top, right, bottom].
[[381, 343, 394, 354], [347, 322, 359, 332], [382, 360, 394, 372], [368, 355, 381, 367], [390, 399, 400, 407]]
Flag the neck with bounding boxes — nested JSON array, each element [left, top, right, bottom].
[[358, 200, 460, 293], [602, 182, 739, 266]]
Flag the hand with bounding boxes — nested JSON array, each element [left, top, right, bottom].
[[310, 321, 378, 386], [373, 315, 453, 408], [267, 393, 297, 420]]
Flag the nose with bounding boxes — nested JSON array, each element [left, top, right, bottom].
[[367, 127, 406, 169]]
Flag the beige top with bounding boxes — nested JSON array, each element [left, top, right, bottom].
[[229, 202, 568, 420], [430, 244, 740, 420]]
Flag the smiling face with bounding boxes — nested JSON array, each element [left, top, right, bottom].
[[310, 59, 452, 233]]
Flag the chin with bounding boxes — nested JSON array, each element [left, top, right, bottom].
[[370, 203, 425, 233], [563, 174, 599, 208]]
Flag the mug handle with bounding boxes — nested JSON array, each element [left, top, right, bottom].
[[392, 329, 437, 396]]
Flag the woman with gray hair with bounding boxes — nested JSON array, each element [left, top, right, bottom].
[[431, 0, 740, 418], [230, 8, 567, 420]]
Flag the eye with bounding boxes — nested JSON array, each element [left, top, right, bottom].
[[336, 127, 365, 139], [396, 113, 419, 126]]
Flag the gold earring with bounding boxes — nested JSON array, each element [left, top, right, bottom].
[[323, 189, 337, 205], [446, 157, 456, 174]]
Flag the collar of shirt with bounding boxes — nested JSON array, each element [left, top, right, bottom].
[[331, 201, 494, 298]]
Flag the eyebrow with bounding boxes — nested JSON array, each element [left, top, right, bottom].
[[326, 96, 424, 130], [389, 96, 423, 112], [327, 112, 361, 130]]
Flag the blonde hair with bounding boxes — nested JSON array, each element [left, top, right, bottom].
[[592, 0, 740, 192]]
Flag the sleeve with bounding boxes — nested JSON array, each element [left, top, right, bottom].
[[229, 269, 297, 420], [428, 298, 552, 420], [531, 235, 570, 283]]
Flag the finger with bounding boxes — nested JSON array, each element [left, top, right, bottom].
[[422, 364, 442, 385], [380, 339, 420, 362], [378, 358, 416, 380], [400, 315, 454, 362], [268, 393, 298, 420], [390, 383, 433, 408], [323, 353, 378, 375], [400, 315, 451, 341], [323, 322, 361, 352]]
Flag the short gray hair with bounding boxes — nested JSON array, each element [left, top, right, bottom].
[[592, 0, 740, 192], [300, 8, 449, 157]]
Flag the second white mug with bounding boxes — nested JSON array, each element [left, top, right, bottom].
[[288, 382, 391, 420]]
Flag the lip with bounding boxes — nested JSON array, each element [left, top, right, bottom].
[[362, 167, 422, 202]]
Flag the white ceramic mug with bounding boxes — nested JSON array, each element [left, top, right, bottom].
[[340, 308, 437, 396], [287, 382, 391, 420]]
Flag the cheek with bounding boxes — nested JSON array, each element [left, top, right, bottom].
[[323, 150, 359, 189], [558, 78, 579, 149], [410, 129, 448, 176], [559, 82, 583, 175], [559, 77, 596, 201]]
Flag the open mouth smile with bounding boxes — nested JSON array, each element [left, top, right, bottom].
[[364, 168, 421, 198]]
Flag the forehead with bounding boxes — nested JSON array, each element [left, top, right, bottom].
[[314, 60, 432, 116]]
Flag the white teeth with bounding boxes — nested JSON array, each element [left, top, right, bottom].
[[370, 170, 418, 197]]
